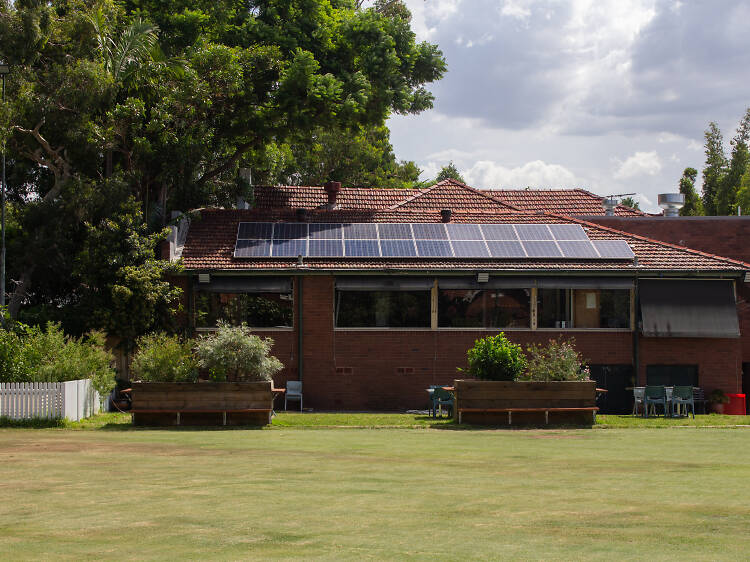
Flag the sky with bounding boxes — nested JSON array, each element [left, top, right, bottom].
[[385, 0, 750, 213]]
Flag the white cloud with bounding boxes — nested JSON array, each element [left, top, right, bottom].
[[614, 151, 663, 179], [462, 160, 580, 189], [500, 0, 532, 20]]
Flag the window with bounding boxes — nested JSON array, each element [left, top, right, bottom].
[[335, 291, 430, 328], [646, 365, 698, 387], [195, 292, 293, 328], [438, 289, 530, 328], [538, 288, 630, 329]]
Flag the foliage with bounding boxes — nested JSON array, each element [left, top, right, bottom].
[[708, 388, 730, 404], [701, 121, 727, 215], [620, 196, 640, 211], [0, 322, 116, 395], [459, 333, 527, 381], [518, 338, 589, 382], [195, 322, 283, 382], [715, 109, 750, 215], [436, 161, 465, 184], [131, 333, 198, 382], [679, 167, 704, 216]]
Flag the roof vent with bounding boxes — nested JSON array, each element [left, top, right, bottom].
[[477, 272, 489, 283], [658, 193, 684, 217], [440, 209, 452, 223], [602, 197, 619, 216], [320, 181, 342, 210]]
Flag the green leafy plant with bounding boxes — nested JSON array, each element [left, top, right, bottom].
[[131, 333, 199, 383], [195, 322, 283, 382], [708, 388, 730, 404], [519, 338, 590, 382], [459, 333, 527, 381]]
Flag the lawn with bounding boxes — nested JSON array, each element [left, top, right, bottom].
[[1, 417, 750, 560]]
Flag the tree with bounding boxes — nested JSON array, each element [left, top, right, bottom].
[[436, 162, 465, 184], [620, 196, 640, 211], [715, 108, 750, 215], [678, 167, 704, 216], [701, 122, 727, 215], [736, 168, 750, 215]]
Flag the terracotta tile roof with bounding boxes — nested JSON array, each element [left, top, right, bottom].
[[251, 185, 422, 210], [485, 188, 644, 216], [388, 179, 520, 212], [180, 207, 747, 274]]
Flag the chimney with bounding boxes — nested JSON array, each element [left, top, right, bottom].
[[296, 208, 308, 222], [321, 181, 342, 210], [658, 193, 685, 217], [440, 209, 452, 223], [602, 197, 618, 216]]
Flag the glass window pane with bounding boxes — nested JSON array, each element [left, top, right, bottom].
[[438, 289, 530, 328], [537, 288, 571, 328], [335, 291, 431, 328], [195, 292, 293, 328]]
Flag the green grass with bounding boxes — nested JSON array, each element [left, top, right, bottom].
[[1, 419, 750, 559]]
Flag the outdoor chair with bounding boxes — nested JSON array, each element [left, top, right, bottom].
[[632, 387, 645, 416], [693, 387, 708, 415], [644, 385, 668, 417], [432, 387, 454, 418], [285, 381, 303, 411], [427, 385, 443, 415], [672, 386, 695, 418]]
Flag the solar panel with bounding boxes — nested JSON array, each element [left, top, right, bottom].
[[486, 240, 526, 258], [272, 239, 307, 257], [342, 223, 378, 239], [273, 223, 308, 240], [309, 223, 342, 239], [515, 224, 553, 240], [451, 240, 490, 257], [446, 223, 483, 240], [378, 223, 412, 239], [232, 222, 635, 261], [522, 241, 562, 257], [549, 224, 588, 241], [558, 240, 599, 258], [234, 239, 271, 257], [412, 223, 448, 240], [238, 222, 273, 239], [416, 240, 453, 257], [308, 239, 343, 256], [481, 224, 519, 240], [380, 240, 417, 257], [592, 240, 635, 259], [344, 239, 380, 257]]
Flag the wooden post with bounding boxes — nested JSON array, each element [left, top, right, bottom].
[[431, 279, 438, 330]]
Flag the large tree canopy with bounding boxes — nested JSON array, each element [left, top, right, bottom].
[[0, 0, 446, 336]]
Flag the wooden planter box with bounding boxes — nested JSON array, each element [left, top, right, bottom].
[[131, 381, 274, 426], [454, 380, 597, 426]]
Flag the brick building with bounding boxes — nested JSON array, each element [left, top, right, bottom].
[[173, 180, 748, 412]]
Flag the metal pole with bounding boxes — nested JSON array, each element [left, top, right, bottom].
[[1, 72, 6, 312]]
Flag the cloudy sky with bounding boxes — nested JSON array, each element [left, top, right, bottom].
[[386, 0, 750, 212]]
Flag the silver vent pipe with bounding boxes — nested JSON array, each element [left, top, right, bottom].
[[602, 197, 619, 216], [658, 193, 684, 217]]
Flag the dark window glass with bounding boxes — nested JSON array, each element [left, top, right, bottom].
[[438, 289, 530, 328], [335, 291, 430, 328], [538, 289, 571, 328], [646, 365, 699, 387], [195, 292, 293, 328], [572, 289, 630, 328]]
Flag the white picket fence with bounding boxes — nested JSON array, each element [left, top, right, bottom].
[[0, 379, 101, 421]]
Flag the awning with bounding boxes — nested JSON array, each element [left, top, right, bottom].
[[194, 276, 292, 293], [335, 277, 434, 291], [437, 276, 633, 290], [639, 279, 739, 338]]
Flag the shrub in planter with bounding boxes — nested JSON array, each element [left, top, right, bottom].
[[131, 333, 199, 383], [195, 322, 283, 382], [518, 338, 590, 382], [460, 332, 527, 381]]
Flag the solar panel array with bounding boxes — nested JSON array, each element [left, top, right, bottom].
[[234, 222, 635, 260]]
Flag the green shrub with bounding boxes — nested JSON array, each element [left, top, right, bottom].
[[460, 333, 527, 381], [0, 327, 28, 383], [131, 333, 199, 383], [519, 338, 589, 382], [195, 322, 283, 382]]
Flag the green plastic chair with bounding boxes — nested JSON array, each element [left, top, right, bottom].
[[671, 386, 695, 418], [432, 387, 454, 418], [644, 386, 668, 418]]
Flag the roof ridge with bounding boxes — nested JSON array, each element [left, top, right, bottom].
[[553, 212, 750, 269], [388, 179, 525, 212]]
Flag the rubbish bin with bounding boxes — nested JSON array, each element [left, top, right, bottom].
[[724, 393, 746, 415]]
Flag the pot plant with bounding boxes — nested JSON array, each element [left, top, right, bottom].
[[455, 336, 596, 426], [708, 388, 730, 414]]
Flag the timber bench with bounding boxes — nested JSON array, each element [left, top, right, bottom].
[[458, 406, 599, 425], [130, 408, 272, 426]]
